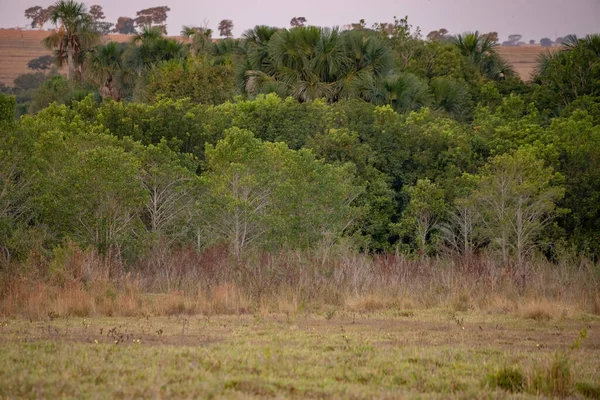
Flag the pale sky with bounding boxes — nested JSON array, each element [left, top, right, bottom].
[[1, 0, 598, 41]]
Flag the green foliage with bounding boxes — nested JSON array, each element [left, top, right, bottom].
[[406, 41, 466, 80], [533, 34, 600, 111], [0, 94, 16, 124], [43, 0, 101, 86], [548, 352, 573, 397], [27, 55, 55, 71], [2, 28, 600, 266], [451, 31, 513, 81], [394, 179, 446, 255], [13, 73, 47, 92], [487, 367, 525, 392], [201, 128, 363, 256], [305, 128, 395, 250], [470, 147, 565, 264], [144, 57, 237, 105], [86, 42, 127, 101], [576, 381, 600, 399], [28, 75, 71, 114], [228, 94, 330, 149], [430, 77, 471, 119]]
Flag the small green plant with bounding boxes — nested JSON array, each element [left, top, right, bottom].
[[549, 352, 572, 397], [487, 366, 525, 392], [324, 308, 337, 321], [576, 381, 600, 399], [571, 327, 587, 350]]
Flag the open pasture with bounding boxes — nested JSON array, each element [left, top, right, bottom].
[[1, 310, 598, 398]]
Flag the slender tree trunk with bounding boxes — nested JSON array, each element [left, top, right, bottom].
[[67, 41, 74, 88]]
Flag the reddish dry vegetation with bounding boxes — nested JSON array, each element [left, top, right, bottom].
[[1, 243, 598, 320], [0, 28, 557, 86]]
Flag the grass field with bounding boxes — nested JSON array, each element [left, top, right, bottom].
[[1, 310, 598, 398], [0, 28, 557, 86]]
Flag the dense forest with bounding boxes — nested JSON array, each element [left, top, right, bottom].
[[1, 1, 600, 304]]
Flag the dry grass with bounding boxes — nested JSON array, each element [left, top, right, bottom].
[[496, 45, 559, 81], [1, 243, 598, 320], [520, 299, 560, 321]]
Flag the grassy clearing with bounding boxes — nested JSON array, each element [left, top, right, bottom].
[[1, 310, 598, 398]]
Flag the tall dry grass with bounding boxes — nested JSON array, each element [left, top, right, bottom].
[[0, 243, 598, 319]]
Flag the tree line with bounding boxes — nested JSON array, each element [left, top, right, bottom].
[[0, 1, 599, 271]]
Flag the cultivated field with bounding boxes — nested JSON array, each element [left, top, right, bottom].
[[0, 28, 558, 86], [497, 45, 558, 81], [0, 311, 598, 398], [0, 29, 67, 86]]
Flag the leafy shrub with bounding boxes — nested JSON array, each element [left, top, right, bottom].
[[487, 366, 525, 392]]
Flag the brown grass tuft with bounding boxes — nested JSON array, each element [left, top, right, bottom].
[[520, 300, 557, 321]]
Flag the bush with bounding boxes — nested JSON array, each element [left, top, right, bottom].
[[487, 366, 525, 392]]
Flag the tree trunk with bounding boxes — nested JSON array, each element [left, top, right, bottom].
[[67, 41, 74, 88]]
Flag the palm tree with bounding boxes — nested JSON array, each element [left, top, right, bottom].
[[125, 26, 185, 74], [181, 25, 213, 55], [87, 42, 128, 101], [240, 26, 396, 103], [266, 26, 335, 101], [430, 77, 471, 119], [382, 73, 431, 112], [534, 33, 600, 107], [132, 25, 163, 45], [339, 30, 394, 101], [451, 31, 509, 80], [242, 25, 279, 71], [562, 34, 600, 57], [42, 0, 99, 87], [452, 31, 496, 64]]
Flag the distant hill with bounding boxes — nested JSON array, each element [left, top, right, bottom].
[[0, 28, 558, 87]]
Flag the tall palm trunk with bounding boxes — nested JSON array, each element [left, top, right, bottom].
[[67, 40, 74, 87]]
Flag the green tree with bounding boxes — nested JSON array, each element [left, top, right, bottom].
[[28, 75, 71, 114], [381, 73, 431, 112], [24, 6, 54, 29], [13, 73, 47, 92], [218, 20, 234, 38], [533, 34, 600, 110], [114, 17, 135, 34], [306, 128, 395, 250], [539, 111, 600, 255], [27, 55, 55, 71], [471, 148, 565, 265], [0, 95, 31, 266], [201, 127, 362, 258], [23, 104, 146, 264], [134, 6, 170, 34], [144, 57, 236, 105], [140, 140, 199, 242], [394, 178, 446, 256]]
